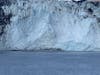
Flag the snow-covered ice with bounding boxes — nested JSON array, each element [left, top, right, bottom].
[[0, 0, 100, 51]]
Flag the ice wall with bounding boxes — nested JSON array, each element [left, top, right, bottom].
[[0, 0, 100, 51]]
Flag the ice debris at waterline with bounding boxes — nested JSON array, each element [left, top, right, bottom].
[[0, 0, 100, 51]]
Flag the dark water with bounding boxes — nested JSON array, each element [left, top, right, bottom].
[[0, 51, 100, 75]]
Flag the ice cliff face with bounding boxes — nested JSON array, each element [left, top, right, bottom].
[[0, 0, 100, 51]]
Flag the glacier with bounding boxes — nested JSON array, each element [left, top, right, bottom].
[[0, 0, 100, 51]]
